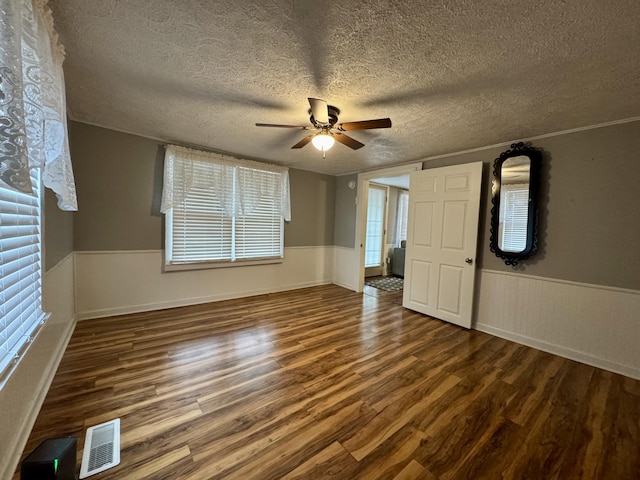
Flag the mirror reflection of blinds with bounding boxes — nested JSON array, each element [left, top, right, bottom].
[[501, 188, 529, 252], [0, 169, 46, 381], [169, 171, 283, 264]]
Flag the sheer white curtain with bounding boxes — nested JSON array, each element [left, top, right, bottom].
[[0, 0, 77, 210], [0, 0, 76, 383], [161, 145, 291, 221]]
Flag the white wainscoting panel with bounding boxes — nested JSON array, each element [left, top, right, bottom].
[[43, 252, 76, 324], [476, 269, 640, 379], [332, 246, 359, 292], [75, 247, 334, 320], [0, 253, 76, 480]]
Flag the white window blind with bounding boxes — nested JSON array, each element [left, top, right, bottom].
[[396, 190, 409, 245], [501, 187, 529, 252], [169, 185, 234, 263], [0, 169, 46, 382], [235, 168, 283, 260], [165, 155, 286, 266]]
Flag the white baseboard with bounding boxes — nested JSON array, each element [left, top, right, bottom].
[[476, 322, 639, 380], [75, 247, 334, 320], [332, 279, 356, 291], [76, 279, 332, 320], [476, 269, 640, 380]]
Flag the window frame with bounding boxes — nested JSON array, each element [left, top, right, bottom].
[[164, 164, 286, 271], [396, 189, 409, 246]]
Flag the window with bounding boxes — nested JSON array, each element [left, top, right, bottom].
[[396, 190, 409, 245], [0, 169, 47, 383], [0, 0, 76, 388], [364, 186, 386, 268], [162, 146, 290, 268]]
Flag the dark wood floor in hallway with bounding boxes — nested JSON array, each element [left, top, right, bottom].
[[14, 285, 640, 479]]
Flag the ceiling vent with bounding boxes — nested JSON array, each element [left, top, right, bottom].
[[79, 418, 121, 478]]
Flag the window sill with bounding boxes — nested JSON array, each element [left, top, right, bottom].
[[0, 311, 50, 390], [164, 257, 283, 272]]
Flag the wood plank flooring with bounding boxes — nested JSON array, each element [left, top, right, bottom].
[[14, 285, 640, 479], [363, 276, 403, 306]]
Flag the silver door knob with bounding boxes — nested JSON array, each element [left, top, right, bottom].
[[465, 257, 473, 264]]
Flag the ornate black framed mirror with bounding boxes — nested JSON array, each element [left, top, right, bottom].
[[490, 142, 541, 265]]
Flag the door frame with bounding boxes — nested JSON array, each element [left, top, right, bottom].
[[355, 163, 423, 292], [364, 183, 389, 278]]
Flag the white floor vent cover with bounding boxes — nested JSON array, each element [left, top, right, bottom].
[[79, 418, 121, 479]]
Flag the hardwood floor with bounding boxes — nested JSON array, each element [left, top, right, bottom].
[[14, 285, 640, 479], [363, 275, 404, 305]]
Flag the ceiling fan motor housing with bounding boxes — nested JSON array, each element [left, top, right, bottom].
[[309, 105, 340, 127], [256, 97, 391, 150]]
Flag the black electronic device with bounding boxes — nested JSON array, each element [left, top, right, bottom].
[[21, 437, 76, 480]]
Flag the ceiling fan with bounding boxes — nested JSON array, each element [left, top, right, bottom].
[[256, 98, 392, 154]]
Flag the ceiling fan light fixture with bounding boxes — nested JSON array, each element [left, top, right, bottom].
[[257, 97, 392, 152], [312, 133, 335, 151]]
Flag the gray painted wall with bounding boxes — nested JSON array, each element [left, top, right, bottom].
[[333, 174, 357, 248], [69, 121, 336, 251], [70, 122, 164, 251], [333, 179, 408, 249], [62, 119, 640, 290], [424, 120, 640, 291], [287, 168, 336, 246], [43, 188, 74, 271]]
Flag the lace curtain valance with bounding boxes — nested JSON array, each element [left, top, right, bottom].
[[161, 145, 291, 221], [0, 0, 77, 210]]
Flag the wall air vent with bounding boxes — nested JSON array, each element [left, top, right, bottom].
[[79, 418, 121, 478]]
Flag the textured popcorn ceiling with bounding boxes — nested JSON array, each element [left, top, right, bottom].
[[51, 0, 640, 175]]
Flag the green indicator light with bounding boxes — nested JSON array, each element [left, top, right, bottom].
[[53, 458, 59, 473]]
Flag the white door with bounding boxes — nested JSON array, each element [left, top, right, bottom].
[[402, 162, 483, 328]]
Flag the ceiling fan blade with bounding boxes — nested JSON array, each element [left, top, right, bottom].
[[291, 134, 315, 149], [308, 97, 329, 124], [256, 123, 311, 129], [338, 118, 392, 131], [334, 133, 365, 150]]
